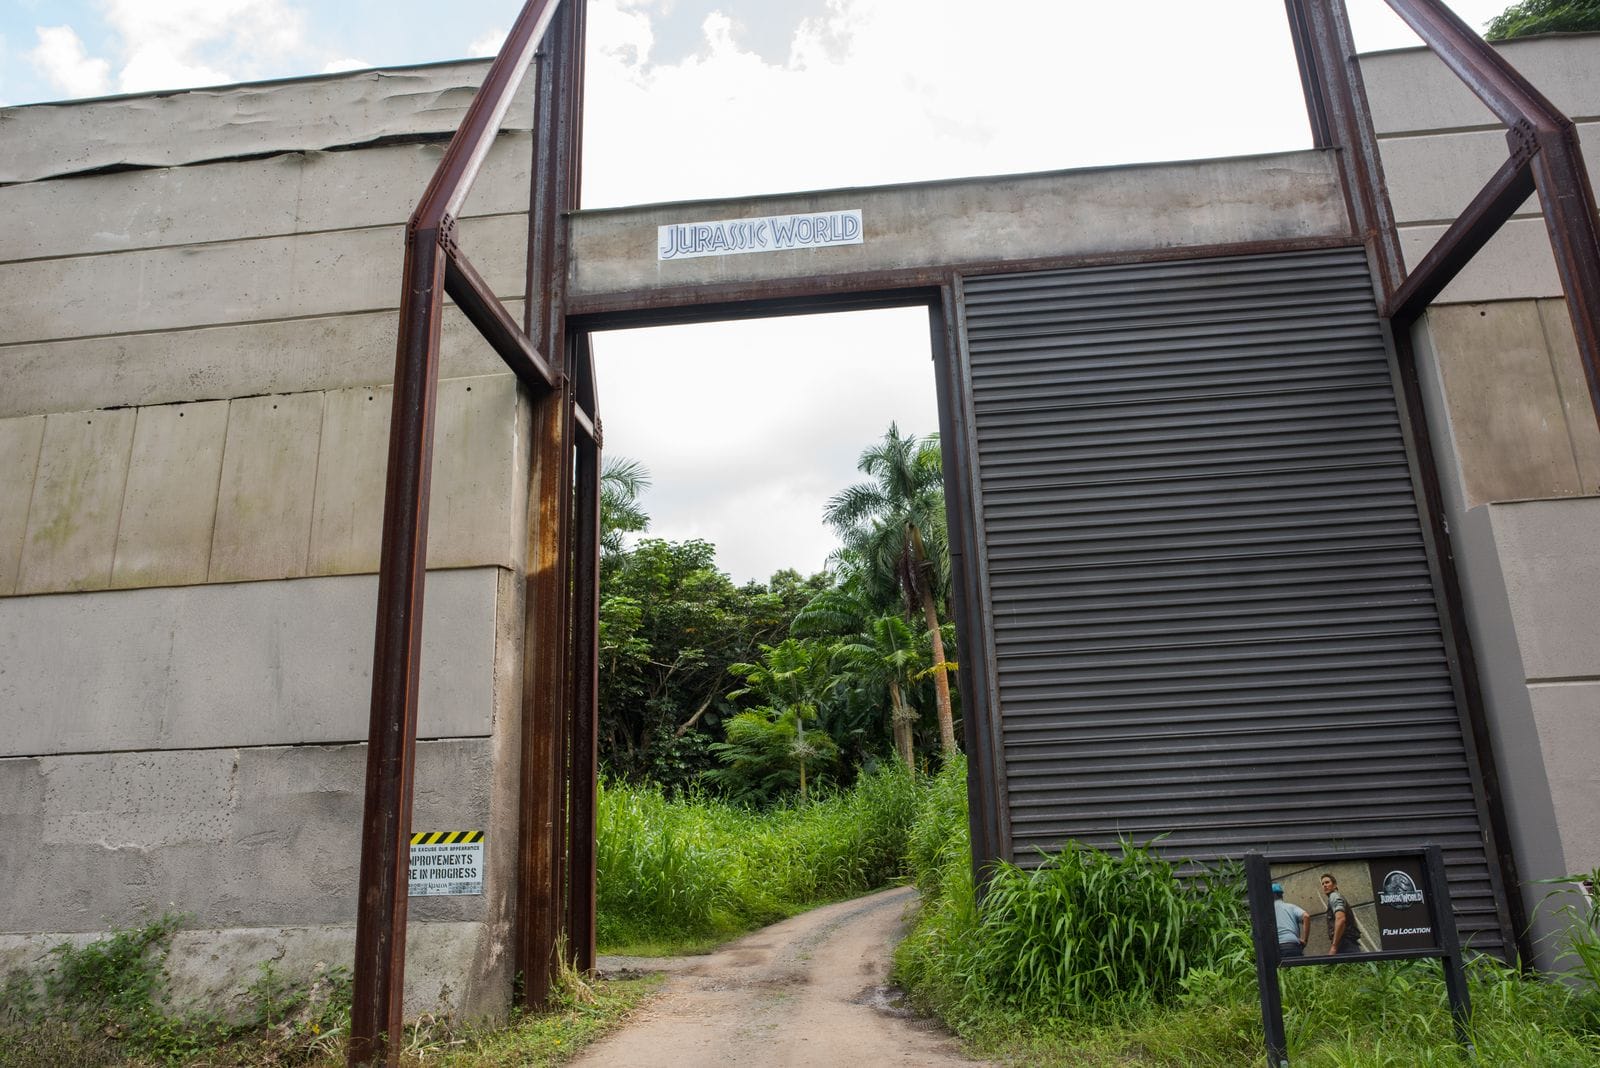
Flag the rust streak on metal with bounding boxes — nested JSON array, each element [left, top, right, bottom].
[[350, 1, 565, 1063], [567, 335, 601, 974]]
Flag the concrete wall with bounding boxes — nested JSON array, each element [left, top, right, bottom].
[[0, 61, 535, 1019], [1362, 34, 1600, 962], [567, 150, 1351, 305]]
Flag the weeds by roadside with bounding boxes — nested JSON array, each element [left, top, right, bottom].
[[892, 757, 1600, 1066]]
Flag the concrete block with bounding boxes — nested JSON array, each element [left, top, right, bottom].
[[0, 739, 495, 934], [309, 377, 525, 577], [0, 136, 530, 262], [1361, 36, 1600, 136], [112, 400, 229, 589], [307, 385, 390, 576], [568, 150, 1350, 303], [1526, 681, 1600, 875], [428, 374, 524, 570], [1400, 217, 1561, 302], [0, 215, 526, 347], [0, 303, 512, 420], [209, 393, 324, 582], [0, 60, 525, 184], [0, 415, 45, 596], [1537, 298, 1600, 495], [41, 748, 240, 849], [0, 920, 506, 1022], [16, 409, 135, 594], [0, 568, 500, 756], [1422, 302, 1585, 506], [1488, 497, 1600, 681], [1377, 123, 1597, 226]]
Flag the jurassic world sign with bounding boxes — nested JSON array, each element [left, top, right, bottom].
[[1244, 847, 1470, 1066], [658, 209, 863, 260]]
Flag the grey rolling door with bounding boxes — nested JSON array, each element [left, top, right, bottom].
[[961, 247, 1506, 953]]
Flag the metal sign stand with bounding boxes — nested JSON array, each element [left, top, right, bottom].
[[1245, 845, 1471, 1066]]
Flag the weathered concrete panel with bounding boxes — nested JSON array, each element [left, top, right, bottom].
[[1422, 302, 1587, 506], [1538, 298, 1600, 494], [1399, 216, 1561, 302], [0, 416, 45, 596], [0, 136, 530, 261], [1361, 35, 1600, 137], [111, 400, 228, 589], [307, 385, 390, 576], [1490, 497, 1600, 682], [428, 375, 525, 570], [1378, 124, 1598, 223], [0, 60, 517, 184], [0, 303, 512, 420], [0, 739, 494, 933], [308, 376, 523, 577], [568, 150, 1350, 302], [1526, 682, 1600, 873], [0, 920, 503, 1020], [0, 568, 500, 756], [0, 215, 525, 346], [209, 393, 324, 583], [16, 409, 135, 594]]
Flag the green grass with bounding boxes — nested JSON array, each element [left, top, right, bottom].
[[893, 758, 1600, 1066], [595, 759, 919, 950]]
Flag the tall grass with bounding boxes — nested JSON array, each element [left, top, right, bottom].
[[595, 761, 918, 950]]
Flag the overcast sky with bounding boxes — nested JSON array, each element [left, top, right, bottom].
[[1, 0, 1509, 581]]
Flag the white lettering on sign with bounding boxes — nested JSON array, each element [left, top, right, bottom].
[[658, 209, 864, 261], [408, 839, 485, 897]]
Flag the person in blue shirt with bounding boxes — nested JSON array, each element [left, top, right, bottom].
[[1273, 882, 1309, 957]]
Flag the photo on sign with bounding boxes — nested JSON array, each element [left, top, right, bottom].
[[1267, 857, 1438, 955]]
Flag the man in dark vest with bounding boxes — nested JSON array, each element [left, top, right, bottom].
[[1320, 872, 1363, 954]]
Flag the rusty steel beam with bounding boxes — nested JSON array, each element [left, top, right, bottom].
[[443, 246, 560, 393], [1531, 125, 1600, 431], [515, 0, 584, 1010], [572, 402, 597, 442], [1289, 1, 1405, 298], [1386, 152, 1536, 326], [567, 336, 601, 974], [350, 1, 565, 1063], [1373, 0, 1600, 429], [1381, 0, 1567, 128]]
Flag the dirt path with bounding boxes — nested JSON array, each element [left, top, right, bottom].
[[574, 886, 990, 1067]]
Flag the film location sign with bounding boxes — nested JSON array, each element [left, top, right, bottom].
[[408, 830, 484, 897], [658, 209, 863, 261]]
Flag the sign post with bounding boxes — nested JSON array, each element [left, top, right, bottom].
[[1245, 845, 1471, 1066]]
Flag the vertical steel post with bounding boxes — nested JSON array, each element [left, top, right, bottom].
[[349, 224, 447, 1066], [567, 340, 601, 974], [516, 0, 583, 1008]]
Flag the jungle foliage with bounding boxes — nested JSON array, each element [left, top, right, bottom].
[[598, 425, 959, 803], [1485, 0, 1600, 39]]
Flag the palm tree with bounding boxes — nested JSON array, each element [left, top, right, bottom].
[[824, 424, 957, 755], [600, 456, 650, 557], [836, 613, 924, 769]]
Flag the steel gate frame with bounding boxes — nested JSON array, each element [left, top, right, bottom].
[[348, 1, 1600, 1061]]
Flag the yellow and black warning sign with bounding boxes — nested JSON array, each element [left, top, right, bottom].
[[407, 831, 485, 897]]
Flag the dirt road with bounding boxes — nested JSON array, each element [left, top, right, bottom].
[[574, 885, 990, 1067]]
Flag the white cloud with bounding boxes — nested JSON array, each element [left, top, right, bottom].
[[468, 28, 508, 57], [101, 0, 306, 93], [29, 25, 112, 99], [321, 57, 372, 74]]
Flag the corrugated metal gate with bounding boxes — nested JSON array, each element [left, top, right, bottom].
[[959, 247, 1509, 952]]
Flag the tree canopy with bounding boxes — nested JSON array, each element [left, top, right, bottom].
[[1485, 0, 1600, 39]]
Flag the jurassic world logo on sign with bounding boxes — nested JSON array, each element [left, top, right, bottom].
[[658, 209, 864, 260], [1367, 856, 1436, 951]]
